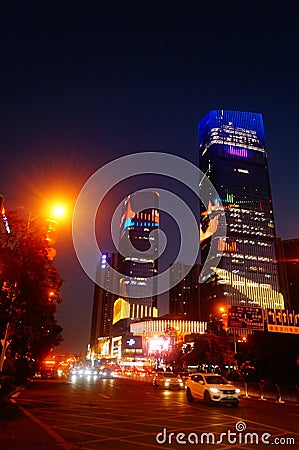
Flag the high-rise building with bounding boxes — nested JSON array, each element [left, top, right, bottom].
[[169, 262, 201, 319], [198, 110, 284, 319], [118, 190, 159, 320], [89, 252, 119, 349], [89, 191, 160, 351]]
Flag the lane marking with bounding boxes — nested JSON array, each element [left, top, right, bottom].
[[174, 397, 299, 437], [10, 399, 77, 449], [11, 392, 20, 398]]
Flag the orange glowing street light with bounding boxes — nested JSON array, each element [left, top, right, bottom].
[[52, 204, 66, 219], [28, 202, 67, 227], [218, 305, 228, 331], [26, 202, 68, 260]]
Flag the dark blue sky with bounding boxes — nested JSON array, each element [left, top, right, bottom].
[[1, 4, 299, 353]]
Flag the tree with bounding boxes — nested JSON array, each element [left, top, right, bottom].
[[185, 333, 235, 371], [0, 210, 64, 362], [246, 332, 299, 384]]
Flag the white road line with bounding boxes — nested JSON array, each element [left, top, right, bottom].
[[172, 395, 299, 437], [98, 393, 110, 399], [11, 391, 20, 398], [10, 399, 77, 450]]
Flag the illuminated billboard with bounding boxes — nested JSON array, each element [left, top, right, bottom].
[[120, 193, 159, 235], [147, 337, 171, 355], [200, 199, 221, 243], [112, 297, 130, 324]]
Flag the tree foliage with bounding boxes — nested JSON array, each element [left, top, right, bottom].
[[245, 332, 299, 384], [184, 333, 235, 370], [0, 210, 64, 361]]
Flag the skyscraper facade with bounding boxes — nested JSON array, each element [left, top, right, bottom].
[[169, 262, 201, 319], [89, 191, 159, 351], [198, 110, 284, 318], [89, 252, 119, 348], [118, 190, 159, 319]]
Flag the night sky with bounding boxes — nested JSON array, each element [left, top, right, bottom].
[[1, 4, 299, 353]]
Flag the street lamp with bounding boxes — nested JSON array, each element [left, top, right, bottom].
[[27, 204, 66, 260], [52, 205, 65, 218], [219, 306, 228, 331], [27, 203, 66, 228]]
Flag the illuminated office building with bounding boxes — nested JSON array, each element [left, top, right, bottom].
[[90, 252, 119, 348], [118, 190, 159, 320], [90, 191, 159, 351], [198, 110, 284, 318]]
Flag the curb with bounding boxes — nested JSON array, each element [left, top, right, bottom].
[[0, 378, 31, 404]]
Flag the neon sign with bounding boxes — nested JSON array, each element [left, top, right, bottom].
[[226, 146, 248, 158]]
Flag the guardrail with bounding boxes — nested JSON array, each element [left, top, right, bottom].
[[117, 373, 299, 403], [202, 380, 299, 403]]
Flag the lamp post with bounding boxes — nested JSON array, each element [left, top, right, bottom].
[[27, 204, 66, 229], [27, 204, 66, 260]]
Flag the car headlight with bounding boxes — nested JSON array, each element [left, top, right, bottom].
[[165, 378, 171, 382], [236, 388, 241, 393], [209, 387, 220, 393]]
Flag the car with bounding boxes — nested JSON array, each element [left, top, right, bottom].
[[185, 373, 241, 406], [177, 371, 190, 383], [153, 371, 184, 390], [98, 368, 114, 379], [70, 366, 98, 379]]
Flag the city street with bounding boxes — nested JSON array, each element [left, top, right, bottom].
[[0, 377, 298, 449]]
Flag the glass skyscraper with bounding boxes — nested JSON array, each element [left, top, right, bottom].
[[198, 110, 284, 318]]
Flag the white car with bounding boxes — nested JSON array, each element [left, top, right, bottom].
[[185, 373, 240, 406]]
